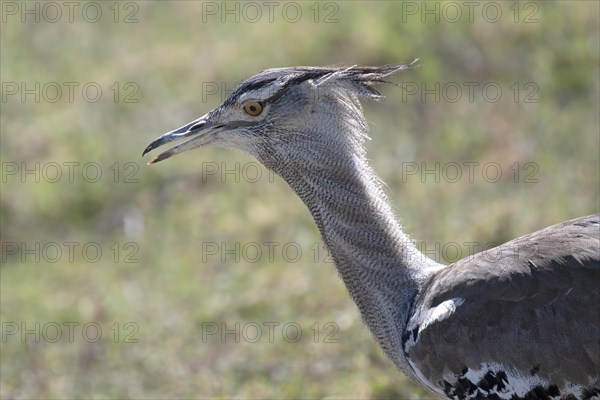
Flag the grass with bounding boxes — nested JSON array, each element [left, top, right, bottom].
[[1, 1, 599, 399]]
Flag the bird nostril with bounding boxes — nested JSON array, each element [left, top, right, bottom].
[[189, 121, 206, 132]]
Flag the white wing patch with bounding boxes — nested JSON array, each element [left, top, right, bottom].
[[403, 297, 465, 354], [420, 297, 465, 332]]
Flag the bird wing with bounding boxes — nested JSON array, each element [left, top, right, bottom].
[[403, 214, 600, 399]]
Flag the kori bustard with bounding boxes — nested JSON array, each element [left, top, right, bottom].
[[143, 63, 600, 399]]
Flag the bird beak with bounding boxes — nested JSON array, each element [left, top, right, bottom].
[[142, 114, 222, 164]]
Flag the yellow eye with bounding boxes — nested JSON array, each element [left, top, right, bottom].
[[243, 101, 263, 116]]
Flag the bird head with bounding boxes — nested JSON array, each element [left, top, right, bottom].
[[143, 62, 417, 171]]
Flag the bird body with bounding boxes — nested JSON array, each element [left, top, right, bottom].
[[406, 214, 599, 399], [144, 63, 600, 399]]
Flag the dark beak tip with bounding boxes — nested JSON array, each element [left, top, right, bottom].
[[142, 145, 153, 157], [142, 137, 166, 157]]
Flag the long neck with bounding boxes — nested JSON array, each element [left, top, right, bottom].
[[273, 142, 440, 373]]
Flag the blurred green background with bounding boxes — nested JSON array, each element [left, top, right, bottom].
[[1, 1, 598, 398]]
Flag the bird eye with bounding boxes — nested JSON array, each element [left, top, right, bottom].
[[243, 101, 263, 116]]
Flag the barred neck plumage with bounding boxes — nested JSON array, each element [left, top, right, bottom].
[[266, 94, 442, 373]]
